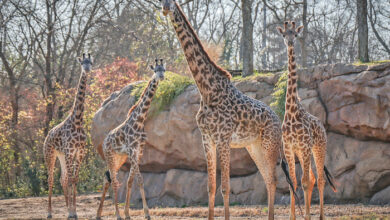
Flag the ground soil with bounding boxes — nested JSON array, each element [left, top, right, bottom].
[[0, 194, 389, 219]]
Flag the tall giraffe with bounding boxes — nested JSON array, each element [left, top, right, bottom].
[[43, 53, 92, 219], [96, 59, 165, 220], [277, 21, 337, 220], [161, 1, 287, 219]]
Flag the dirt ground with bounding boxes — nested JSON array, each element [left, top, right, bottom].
[[0, 193, 389, 219]]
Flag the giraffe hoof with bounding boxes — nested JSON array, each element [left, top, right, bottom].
[[125, 217, 131, 220], [96, 217, 102, 220], [117, 217, 123, 220], [68, 214, 78, 219], [47, 214, 52, 219], [145, 215, 151, 220]]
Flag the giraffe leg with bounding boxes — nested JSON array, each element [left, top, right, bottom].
[[70, 152, 84, 219], [217, 141, 231, 220], [135, 165, 150, 220], [58, 154, 69, 208], [201, 134, 216, 220], [246, 140, 278, 220], [44, 146, 56, 219], [96, 171, 110, 220], [284, 147, 297, 220], [124, 162, 136, 220], [307, 168, 316, 208], [111, 169, 122, 220], [312, 145, 326, 220], [65, 154, 75, 219], [298, 150, 312, 220]]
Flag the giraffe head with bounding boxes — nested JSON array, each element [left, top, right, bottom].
[[150, 59, 165, 81], [161, 0, 176, 16], [276, 21, 304, 47], [78, 53, 93, 73]]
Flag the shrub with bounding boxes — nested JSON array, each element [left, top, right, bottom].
[[131, 72, 194, 117], [270, 71, 288, 119]]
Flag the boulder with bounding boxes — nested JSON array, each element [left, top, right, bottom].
[[92, 62, 390, 207]]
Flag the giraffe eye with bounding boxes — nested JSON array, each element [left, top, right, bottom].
[[283, 35, 285, 37], [295, 34, 297, 37]]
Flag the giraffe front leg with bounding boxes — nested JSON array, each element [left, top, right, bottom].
[[217, 140, 231, 220], [70, 152, 84, 219], [124, 162, 136, 220], [65, 154, 75, 219], [298, 150, 312, 220], [284, 147, 297, 220], [201, 134, 216, 220], [135, 165, 150, 220]]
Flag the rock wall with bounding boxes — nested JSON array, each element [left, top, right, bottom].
[[91, 62, 390, 207]]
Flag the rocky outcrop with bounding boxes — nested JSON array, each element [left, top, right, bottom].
[[91, 62, 390, 206]]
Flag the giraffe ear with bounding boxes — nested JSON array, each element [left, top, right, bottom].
[[150, 65, 154, 71], [77, 57, 83, 63], [296, 26, 304, 34], [276, 27, 284, 35]]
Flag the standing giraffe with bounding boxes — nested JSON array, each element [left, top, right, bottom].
[[161, 1, 288, 219], [96, 59, 165, 220], [277, 21, 337, 220], [43, 53, 92, 219]]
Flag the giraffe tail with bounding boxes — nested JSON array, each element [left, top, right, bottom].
[[324, 166, 337, 192], [281, 158, 303, 216], [105, 171, 112, 183]]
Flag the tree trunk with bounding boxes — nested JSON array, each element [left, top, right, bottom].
[[44, 0, 55, 136], [241, 0, 254, 77], [300, 0, 308, 67], [357, 0, 369, 62], [261, 6, 267, 69]]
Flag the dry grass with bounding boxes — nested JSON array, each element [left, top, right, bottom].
[[0, 193, 389, 219]]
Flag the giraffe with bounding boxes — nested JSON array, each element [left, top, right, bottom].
[[43, 53, 92, 219], [161, 1, 290, 219], [277, 21, 337, 220], [96, 59, 165, 220]]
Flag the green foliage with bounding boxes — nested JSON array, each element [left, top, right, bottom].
[[270, 71, 288, 119], [353, 59, 390, 66], [131, 72, 194, 117], [232, 71, 274, 81]]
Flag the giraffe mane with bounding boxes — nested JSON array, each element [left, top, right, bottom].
[[127, 80, 153, 117], [175, 2, 232, 79]]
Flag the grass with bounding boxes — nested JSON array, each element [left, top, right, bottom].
[[353, 60, 390, 66], [131, 71, 194, 117], [270, 71, 288, 119]]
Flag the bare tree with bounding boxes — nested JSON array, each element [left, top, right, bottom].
[[357, 0, 369, 62]]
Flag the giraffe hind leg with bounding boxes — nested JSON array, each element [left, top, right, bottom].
[[246, 139, 278, 220], [58, 153, 69, 208], [44, 146, 56, 219], [96, 171, 111, 220]]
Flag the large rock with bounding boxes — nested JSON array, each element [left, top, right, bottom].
[[298, 63, 390, 141], [92, 62, 390, 207]]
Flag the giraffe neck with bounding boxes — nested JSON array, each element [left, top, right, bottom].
[[70, 70, 87, 126], [284, 45, 299, 119], [169, 3, 231, 99], [128, 77, 159, 124]]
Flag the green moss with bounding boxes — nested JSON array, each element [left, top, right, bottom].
[[131, 71, 194, 117], [353, 60, 390, 66], [232, 70, 275, 81], [270, 71, 288, 119]]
